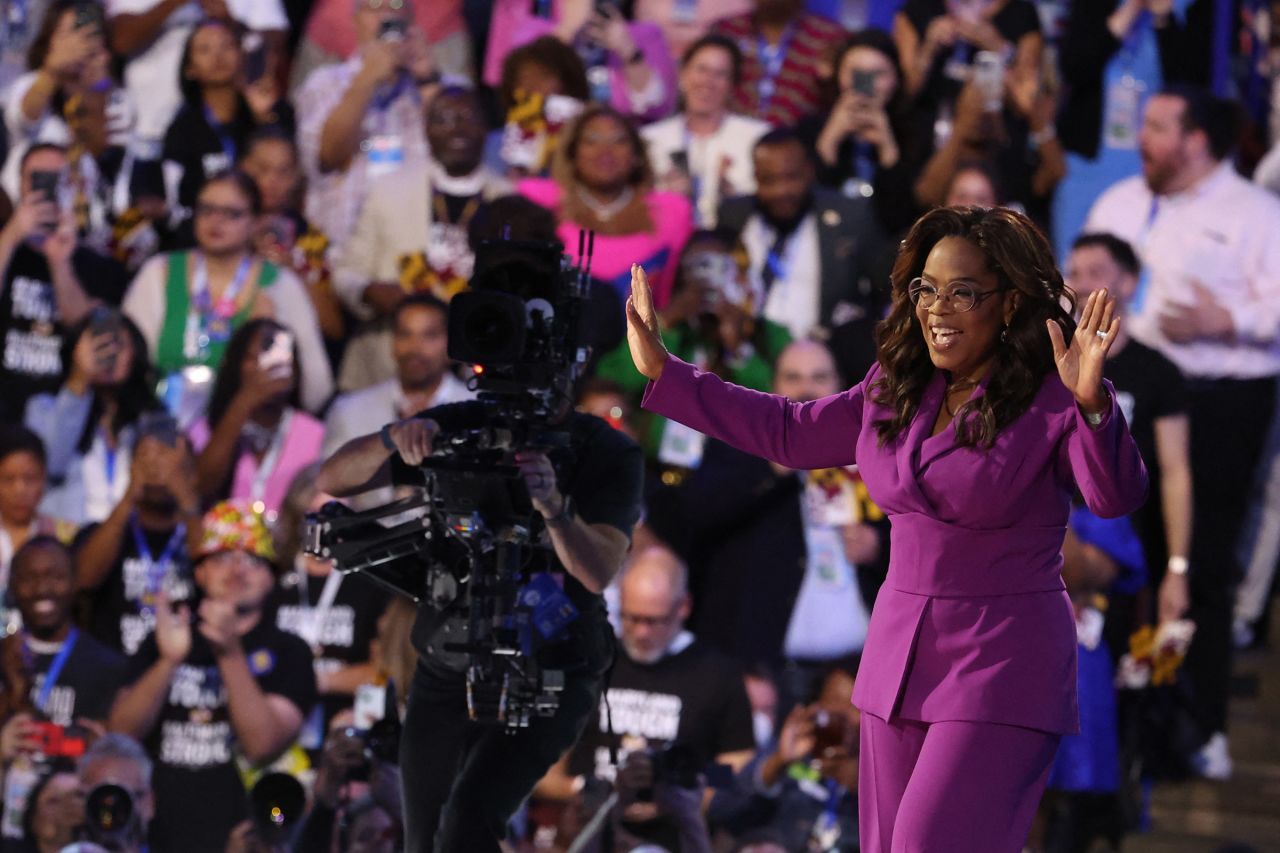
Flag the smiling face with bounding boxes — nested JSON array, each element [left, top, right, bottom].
[[426, 90, 486, 176], [572, 113, 638, 192], [1066, 244, 1135, 305], [10, 541, 75, 640], [680, 43, 735, 117], [914, 236, 1014, 381], [195, 550, 275, 610]]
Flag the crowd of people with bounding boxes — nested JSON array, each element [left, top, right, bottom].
[[0, 0, 1276, 851]]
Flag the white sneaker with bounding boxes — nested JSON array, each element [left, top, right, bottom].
[[1232, 618, 1256, 650], [1191, 732, 1234, 780]]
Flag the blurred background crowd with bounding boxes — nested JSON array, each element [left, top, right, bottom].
[[0, 0, 1276, 850]]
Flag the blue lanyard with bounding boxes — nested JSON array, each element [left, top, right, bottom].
[[130, 515, 186, 599], [102, 431, 117, 487], [201, 103, 237, 163], [682, 124, 706, 223], [851, 140, 876, 183], [756, 22, 797, 110], [373, 73, 410, 112], [33, 628, 79, 714]]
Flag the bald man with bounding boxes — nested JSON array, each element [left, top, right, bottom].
[[680, 339, 888, 710], [537, 547, 755, 847]]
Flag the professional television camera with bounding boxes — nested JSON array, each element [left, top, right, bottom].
[[306, 234, 600, 730]]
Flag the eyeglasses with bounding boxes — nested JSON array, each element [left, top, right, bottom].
[[908, 277, 1006, 313], [360, 0, 404, 9], [194, 202, 251, 221], [619, 609, 680, 630]]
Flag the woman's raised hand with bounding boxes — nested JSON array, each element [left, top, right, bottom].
[[625, 264, 669, 381], [1047, 289, 1120, 416]]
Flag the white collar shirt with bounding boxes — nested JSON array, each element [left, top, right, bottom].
[[1085, 161, 1280, 379]]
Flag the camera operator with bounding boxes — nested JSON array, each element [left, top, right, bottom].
[[317, 359, 645, 851]]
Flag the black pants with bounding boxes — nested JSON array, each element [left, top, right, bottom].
[[399, 615, 613, 852], [1181, 376, 1277, 738]]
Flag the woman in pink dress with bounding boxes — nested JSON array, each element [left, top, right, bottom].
[[518, 103, 693, 309]]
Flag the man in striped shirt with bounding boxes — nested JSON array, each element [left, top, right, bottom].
[[710, 0, 847, 128]]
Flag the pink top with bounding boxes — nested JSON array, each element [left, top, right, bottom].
[[188, 410, 326, 517], [517, 178, 692, 309], [304, 0, 465, 60], [483, 0, 678, 121]]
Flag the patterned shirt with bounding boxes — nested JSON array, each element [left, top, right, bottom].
[[296, 55, 429, 250], [710, 11, 847, 128]]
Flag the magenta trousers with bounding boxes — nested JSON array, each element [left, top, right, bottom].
[[858, 712, 1061, 852]]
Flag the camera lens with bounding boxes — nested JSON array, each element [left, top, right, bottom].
[[85, 783, 133, 835]]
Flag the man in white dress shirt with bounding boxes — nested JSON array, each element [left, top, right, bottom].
[[1085, 85, 1280, 780], [322, 293, 472, 508]]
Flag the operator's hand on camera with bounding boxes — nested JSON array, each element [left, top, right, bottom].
[[0, 712, 41, 762], [626, 264, 670, 381], [199, 598, 243, 658], [155, 590, 192, 664], [515, 451, 563, 519], [386, 417, 438, 465]]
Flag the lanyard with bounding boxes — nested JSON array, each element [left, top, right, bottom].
[[190, 252, 253, 351], [755, 21, 797, 110], [130, 515, 186, 600], [297, 569, 343, 649], [101, 430, 117, 488], [682, 123, 708, 223], [201, 103, 238, 163], [851, 139, 876, 183], [32, 628, 79, 714], [249, 408, 292, 505]]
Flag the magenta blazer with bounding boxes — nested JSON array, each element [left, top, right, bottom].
[[643, 356, 1148, 734]]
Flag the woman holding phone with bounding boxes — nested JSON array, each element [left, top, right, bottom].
[[23, 309, 161, 525], [626, 206, 1148, 851], [799, 30, 925, 236], [189, 319, 324, 521], [160, 18, 294, 245], [122, 170, 333, 422]]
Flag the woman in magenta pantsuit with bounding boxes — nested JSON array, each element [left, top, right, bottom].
[[625, 206, 1148, 852]]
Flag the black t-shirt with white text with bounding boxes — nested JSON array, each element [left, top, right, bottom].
[[0, 243, 128, 420], [76, 520, 194, 657], [123, 618, 316, 853], [22, 630, 127, 726], [269, 568, 388, 726], [568, 638, 755, 780], [1104, 340, 1187, 572]]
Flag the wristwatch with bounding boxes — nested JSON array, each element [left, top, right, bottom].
[[380, 422, 397, 451], [546, 494, 575, 526]]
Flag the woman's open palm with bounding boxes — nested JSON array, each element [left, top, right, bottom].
[[625, 264, 669, 381], [1047, 289, 1119, 412]]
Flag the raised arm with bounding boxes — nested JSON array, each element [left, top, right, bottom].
[[1048, 290, 1149, 517], [626, 265, 863, 470]]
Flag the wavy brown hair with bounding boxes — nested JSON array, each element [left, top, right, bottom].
[[871, 206, 1077, 449]]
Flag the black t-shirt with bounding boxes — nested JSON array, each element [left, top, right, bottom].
[[162, 100, 296, 215], [1104, 340, 1187, 569], [23, 630, 127, 726], [269, 567, 388, 724], [391, 404, 646, 657], [0, 243, 128, 419], [124, 619, 316, 853], [76, 519, 194, 656], [568, 639, 755, 780]]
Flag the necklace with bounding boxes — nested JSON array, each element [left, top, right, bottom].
[[943, 380, 978, 418], [575, 185, 635, 222], [431, 192, 481, 229]]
